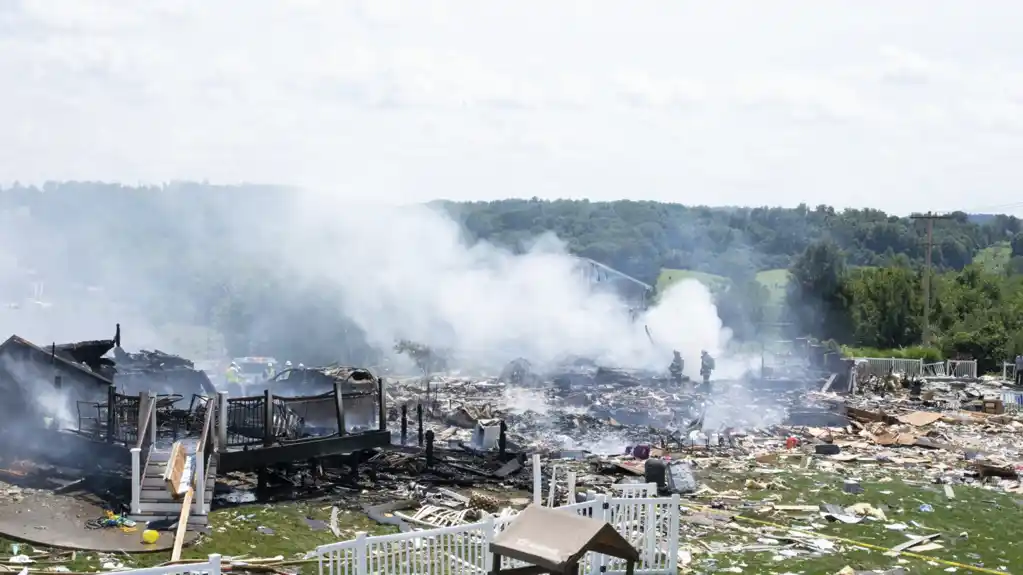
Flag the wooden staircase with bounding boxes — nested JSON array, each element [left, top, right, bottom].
[[129, 448, 218, 528], [129, 392, 221, 532]]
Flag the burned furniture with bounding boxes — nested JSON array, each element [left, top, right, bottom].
[[488, 505, 640, 575]]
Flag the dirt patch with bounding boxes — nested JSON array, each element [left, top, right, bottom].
[[0, 488, 197, 552]]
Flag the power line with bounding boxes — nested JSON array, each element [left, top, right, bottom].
[[910, 211, 955, 346]]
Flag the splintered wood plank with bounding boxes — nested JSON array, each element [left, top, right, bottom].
[[170, 488, 194, 562], [162, 442, 186, 497]]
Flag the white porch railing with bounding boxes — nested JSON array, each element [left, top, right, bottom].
[[1002, 392, 1023, 412], [854, 357, 980, 379], [854, 357, 924, 376], [612, 482, 658, 498], [130, 391, 157, 515], [947, 360, 978, 379], [923, 361, 947, 377]]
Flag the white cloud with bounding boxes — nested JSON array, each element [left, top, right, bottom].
[[0, 0, 1022, 214], [732, 72, 871, 122], [876, 45, 957, 86], [613, 71, 707, 108]]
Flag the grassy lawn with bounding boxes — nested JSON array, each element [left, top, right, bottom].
[[975, 242, 1012, 274], [656, 269, 731, 295], [688, 459, 1021, 574], [656, 268, 791, 297], [755, 268, 790, 307]]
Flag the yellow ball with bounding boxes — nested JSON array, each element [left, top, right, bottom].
[[142, 530, 160, 544]]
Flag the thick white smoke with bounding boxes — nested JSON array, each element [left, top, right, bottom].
[[1, 185, 735, 375], [282, 196, 730, 372], [0, 354, 75, 429]]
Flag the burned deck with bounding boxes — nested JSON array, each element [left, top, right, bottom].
[[71, 372, 391, 472], [213, 368, 391, 470], [219, 430, 391, 471]]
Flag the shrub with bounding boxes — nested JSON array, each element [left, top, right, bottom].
[[842, 345, 943, 363]]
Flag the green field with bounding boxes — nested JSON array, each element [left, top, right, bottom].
[[974, 241, 1012, 273], [656, 268, 790, 306], [655, 269, 732, 294], [755, 268, 790, 307]]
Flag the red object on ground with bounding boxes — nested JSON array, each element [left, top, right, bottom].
[[785, 437, 799, 449]]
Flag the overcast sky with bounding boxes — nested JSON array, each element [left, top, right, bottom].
[[1, 0, 1021, 215]]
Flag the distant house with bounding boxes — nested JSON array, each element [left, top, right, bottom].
[[574, 257, 654, 310]]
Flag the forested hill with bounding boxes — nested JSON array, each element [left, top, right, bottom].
[[440, 199, 1021, 285], [0, 183, 1015, 287]]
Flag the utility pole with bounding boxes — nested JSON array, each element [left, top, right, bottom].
[[910, 212, 954, 345]]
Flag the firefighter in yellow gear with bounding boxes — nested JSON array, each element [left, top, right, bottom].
[[225, 362, 242, 385]]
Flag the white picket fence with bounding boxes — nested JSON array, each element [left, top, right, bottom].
[[316, 493, 681, 575], [855, 357, 978, 379], [108, 492, 681, 575]]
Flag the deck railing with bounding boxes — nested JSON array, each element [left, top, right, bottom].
[[129, 392, 157, 515], [192, 390, 218, 516]]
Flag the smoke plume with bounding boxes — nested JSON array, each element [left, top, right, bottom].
[[1, 184, 735, 376], [0, 354, 76, 429], [279, 194, 730, 372]]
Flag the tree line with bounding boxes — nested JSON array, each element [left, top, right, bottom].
[[445, 199, 1021, 283], [786, 241, 1023, 374]]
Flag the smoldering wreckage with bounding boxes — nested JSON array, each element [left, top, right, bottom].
[[2, 325, 1023, 573]]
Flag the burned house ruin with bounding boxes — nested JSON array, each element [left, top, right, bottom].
[[0, 329, 391, 530], [0, 334, 115, 456]]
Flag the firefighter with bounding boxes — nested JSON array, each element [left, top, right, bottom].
[[264, 361, 276, 381], [700, 350, 715, 389], [225, 362, 241, 388], [669, 350, 685, 386]]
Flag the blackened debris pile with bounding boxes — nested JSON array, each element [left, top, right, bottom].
[[112, 347, 216, 396]]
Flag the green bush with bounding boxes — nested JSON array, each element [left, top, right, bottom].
[[842, 345, 943, 363]]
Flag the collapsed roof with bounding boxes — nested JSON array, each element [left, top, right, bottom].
[[0, 335, 114, 386]]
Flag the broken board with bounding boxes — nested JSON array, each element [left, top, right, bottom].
[[170, 488, 194, 562], [162, 443, 185, 494], [161, 442, 194, 497]]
